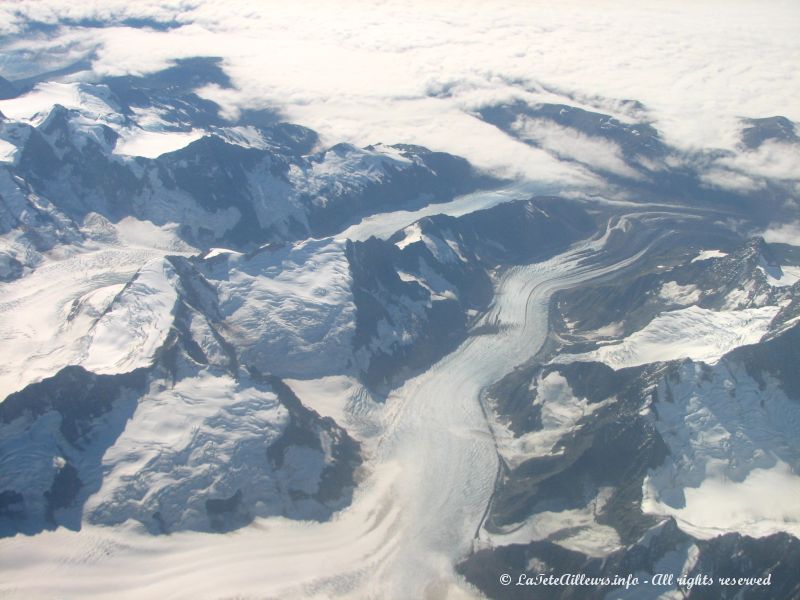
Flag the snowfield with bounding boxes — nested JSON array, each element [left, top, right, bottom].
[[81, 259, 178, 374], [204, 238, 357, 378], [555, 304, 781, 370], [691, 249, 728, 263], [84, 370, 292, 530], [113, 129, 205, 158], [0, 82, 118, 125], [0, 82, 204, 159], [759, 263, 800, 288], [0, 246, 187, 400], [0, 138, 16, 162]]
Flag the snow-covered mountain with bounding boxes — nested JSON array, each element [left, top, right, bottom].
[[461, 232, 800, 599], [1, 17, 799, 600]]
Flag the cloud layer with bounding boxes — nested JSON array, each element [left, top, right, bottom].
[[1, 0, 799, 183]]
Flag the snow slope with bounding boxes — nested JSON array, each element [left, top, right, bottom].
[[642, 360, 800, 539], [556, 304, 780, 369], [82, 259, 178, 374], [759, 263, 800, 288], [691, 249, 728, 262], [202, 238, 357, 378], [0, 82, 118, 124], [0, 248, 185, 401], [0, 138, 15, 162], [114, 129, 204, 158], [84, 369, 291, 530]]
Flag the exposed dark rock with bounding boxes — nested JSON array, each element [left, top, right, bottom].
[[255, 371, 363, 512], [0, 365, 148, 444], [741, 116, 799, 149], [44, 462, 82, 524], [205, 489, 250, 532], [348, 197, 597, 389]]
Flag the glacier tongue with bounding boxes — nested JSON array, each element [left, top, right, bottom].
[[360, 220, 652, 598]]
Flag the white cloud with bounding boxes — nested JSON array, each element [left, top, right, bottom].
[[699, 167, 762, 193], [760, 220, 800, 246], [697, 139, 800, 192], [0, 1, 193, 35], [511, 115, 644, 180], [718, 140, 800, 182]]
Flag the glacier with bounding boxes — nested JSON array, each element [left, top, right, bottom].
[[0, 21, 799, 600]]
